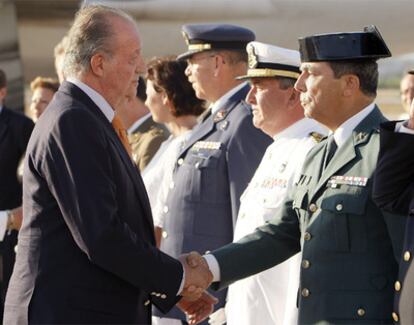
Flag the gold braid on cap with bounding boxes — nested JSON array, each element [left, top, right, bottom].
[[246, 68, 300, 79], [188, 43, 212, 51]]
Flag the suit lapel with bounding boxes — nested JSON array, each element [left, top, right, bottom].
[[60, 82, 154, 228], [311, 106, 385, 198]]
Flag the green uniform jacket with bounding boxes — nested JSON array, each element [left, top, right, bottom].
[[212, 107, 407, 324], [128, 116, 169, 171]]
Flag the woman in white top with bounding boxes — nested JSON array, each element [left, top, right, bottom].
[[142, 56, 205, 247]]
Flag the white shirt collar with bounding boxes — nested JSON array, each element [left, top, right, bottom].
[[211, 82, 247, 115], [127, 113, 151, 135], [332, 102, 376, 148], [66, 77, 115, 122]]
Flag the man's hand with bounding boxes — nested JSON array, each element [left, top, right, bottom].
[[408, 98, 414, 129], [179, 251, 212, 300], [177, 291, 218, 325]]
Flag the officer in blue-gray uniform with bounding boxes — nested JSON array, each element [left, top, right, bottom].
[[152, 24, 272, 324], [195, 26, 407, 324]]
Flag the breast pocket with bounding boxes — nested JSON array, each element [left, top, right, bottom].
[[180, 147, 226, 203], [320, 186, 369, 252]]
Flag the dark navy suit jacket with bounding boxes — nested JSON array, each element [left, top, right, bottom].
[[156, 84, 272, 321], [4, 82, 183, 324], [0, 107, 33, 319]]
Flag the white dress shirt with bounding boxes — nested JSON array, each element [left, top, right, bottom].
[[210, 82, 247, 115]]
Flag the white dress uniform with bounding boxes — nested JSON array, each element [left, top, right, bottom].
[[226, 117, 326, 325]]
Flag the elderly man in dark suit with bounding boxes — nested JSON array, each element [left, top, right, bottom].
[[187, 26, 408, 324], [373, 75, 414, 324], [3, 5, 214, 325], [0, 69, 34, 320], [154, 24, 272, 324]]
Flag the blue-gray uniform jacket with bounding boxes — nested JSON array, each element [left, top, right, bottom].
[[211, 107, 407, 324], [154, 84, 272, 321]]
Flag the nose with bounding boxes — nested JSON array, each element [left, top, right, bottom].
[[294, 73, 306, 93], [246, 86, 257, 105]]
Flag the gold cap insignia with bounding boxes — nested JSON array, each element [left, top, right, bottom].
[[247, 44, 258, 69]]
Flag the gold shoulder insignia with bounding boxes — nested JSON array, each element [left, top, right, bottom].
[[309, 132, 325, 143]]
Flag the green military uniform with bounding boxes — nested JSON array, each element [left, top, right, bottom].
[[128, 116, 168, 171], [212, 107, 407, 324]]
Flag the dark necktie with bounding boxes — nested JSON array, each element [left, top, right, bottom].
[[323, 136, 337, 170]]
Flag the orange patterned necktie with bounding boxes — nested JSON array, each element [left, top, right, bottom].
[[111, 114, 133, 158]]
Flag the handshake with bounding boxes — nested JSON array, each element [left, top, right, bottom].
[[177, 252, 218, 324]]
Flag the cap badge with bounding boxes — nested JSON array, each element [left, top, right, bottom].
[[247, 44, 258, 69]]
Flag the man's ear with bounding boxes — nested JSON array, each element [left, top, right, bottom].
[[90, 53, 106, 77], [213, 54, 224, 77], [342, 74, 360, 97], [287, 87, 300, 108]]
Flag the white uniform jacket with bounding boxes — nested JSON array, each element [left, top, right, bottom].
[[226, 118, 326, 325]]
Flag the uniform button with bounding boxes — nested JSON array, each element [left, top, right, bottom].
[[14, 245, 18, 254], [156, 293, 161, 297], [177, 158, 184, 165], [395, 281, 401, 292], [357, 308, 365, 317], [144, 299, 150, 306], [301, 288, 310, 297], [169, 182, 174, 189], [162, 231, 168, 239], [160, 294, 167, 299], [195, 162, 200, 168], [404, 251, 411, 262], [392, 312, 399, 322], [304, 232, 312, 241], [336, 203, 343, 211], [163, 206, 169, 213], [308, 203, 317, 213], [151, 292, 156, 295], [302, 260, 311, 269]]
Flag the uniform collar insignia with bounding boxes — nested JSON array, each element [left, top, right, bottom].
[[214, 110, 227, 123], [309, 131, 325, 143]]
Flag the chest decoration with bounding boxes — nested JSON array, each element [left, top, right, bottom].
[[327, 175, 368, 188], [191, 141, 221, 151], [260, 177, 288, 189]]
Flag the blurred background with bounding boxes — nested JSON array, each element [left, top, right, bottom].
[[1, 0, 413, 118]]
